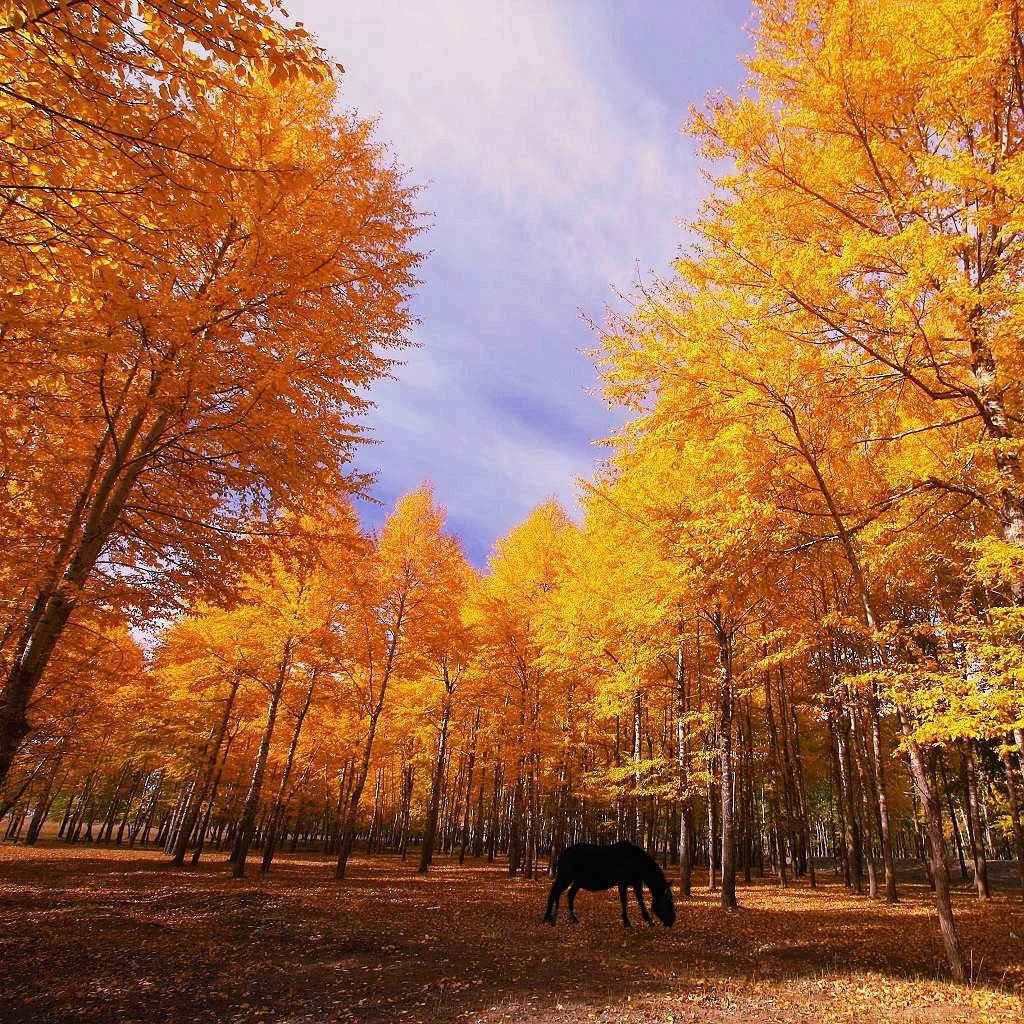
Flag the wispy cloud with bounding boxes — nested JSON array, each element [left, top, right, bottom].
[[287, 0, 751, 563]]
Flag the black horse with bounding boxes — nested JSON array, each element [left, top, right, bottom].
[[543, 841, 676, 928]]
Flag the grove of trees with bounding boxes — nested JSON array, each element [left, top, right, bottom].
[[2, 0, 1023, 990]]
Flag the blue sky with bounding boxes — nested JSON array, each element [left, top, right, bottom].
[[287, 1, 754, 565]]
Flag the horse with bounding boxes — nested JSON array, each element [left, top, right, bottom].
[[542, 840, 676, 928]]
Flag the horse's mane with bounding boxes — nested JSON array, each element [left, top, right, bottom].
[[638, 847, 669, 891]]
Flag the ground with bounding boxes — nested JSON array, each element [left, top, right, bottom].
[[1, 844, 1022, 1023]]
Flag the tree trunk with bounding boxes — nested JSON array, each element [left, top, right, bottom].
[[0, 408, 169, 785], [849, 702, 878, 898], [335, 708, 384, 879], [25, 752, 64, 845], [962, 739, 991, 900], [707, 764, 718, 890], [231, 639, 292, 878], [788, 701, 816, 888], [834, 707, 862, 894], [764, 667, 788, 887], [869, 683, 897, 901], [399, 761, 415, 860], [459, 707, 481, 865], [173, 673, 240, 866], [419, 695, 452, 874], [714, 615, 736, 910], [940, 756, 970, 882], [487, 759, 502, 863], [508, 762, 525, 876], [905, 732, 965, 982], [336, 597, 406, 880], [132, 770, 164, 847], [828, 719, 851, 887], [192, 725, 237, 865], [472, 759, 487, 859], [261, 667, 317, 873], [1001, 743, 1024, 898], [675, 630, 692, 896]]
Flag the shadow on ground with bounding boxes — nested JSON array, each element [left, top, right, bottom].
[[1, 844, 1022, 1023]]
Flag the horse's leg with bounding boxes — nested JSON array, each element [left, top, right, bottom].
[[543, 875, 571, 925], [633, 882, 654, 927], [567, 882, 582, 923], [618, 883, 631, 927]]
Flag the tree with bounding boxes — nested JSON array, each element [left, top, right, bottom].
[[0, 62, 422, 783], [334, 484, 464, 879], [470, 501, 572, 878], [583, 0, 1024, 976], [1, 1, 331, 256], [414, 551, 476, 874], [689, 0, 1024, 583], [227, 504, 364, 878]]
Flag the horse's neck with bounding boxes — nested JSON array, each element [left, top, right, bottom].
[[641, 860, 665, 890]]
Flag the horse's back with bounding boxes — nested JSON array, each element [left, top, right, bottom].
[[555, 841, 649, 889]]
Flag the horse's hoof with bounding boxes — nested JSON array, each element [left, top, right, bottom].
[[623, 922, 631, 929], [646, 921, 654, 928]]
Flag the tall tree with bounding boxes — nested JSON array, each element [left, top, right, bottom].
[[0, 64, 421, 783], [334, 485, 464, 879]]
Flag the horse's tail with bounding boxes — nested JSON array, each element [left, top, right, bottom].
[[553, 844, 574, 875], [542, 876, 561, 924]]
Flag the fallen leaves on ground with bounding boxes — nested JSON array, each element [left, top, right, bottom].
[[0, 844, 1021, 1023]]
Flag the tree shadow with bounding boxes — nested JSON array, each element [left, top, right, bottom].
[[1, 845, 1021, 1024]]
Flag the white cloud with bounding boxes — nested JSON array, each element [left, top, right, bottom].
[[285, 1, 732, 562], [362, 340, 594, 554], [290, 0, 697, 289]]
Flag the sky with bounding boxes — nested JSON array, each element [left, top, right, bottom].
[[287, 1, 754, 565]]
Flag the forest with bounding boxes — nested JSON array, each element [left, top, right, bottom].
[[2, 1, 1024, 1022]]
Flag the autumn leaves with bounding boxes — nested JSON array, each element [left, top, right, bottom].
[[2, 0, 1024, 995], [154, 491, 472, 880], [589, 0, 1024, 981], [0, 4, 421, 780]]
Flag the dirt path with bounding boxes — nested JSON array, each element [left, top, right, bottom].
[[1, 844, 1021, 1023]]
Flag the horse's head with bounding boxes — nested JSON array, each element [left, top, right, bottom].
[[652, 882, 676, 927]]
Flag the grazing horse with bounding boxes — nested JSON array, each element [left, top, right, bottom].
[[543, 841, 676, 928]]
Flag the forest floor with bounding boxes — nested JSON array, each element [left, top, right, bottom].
[[1, 843, 1022, 1024]]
